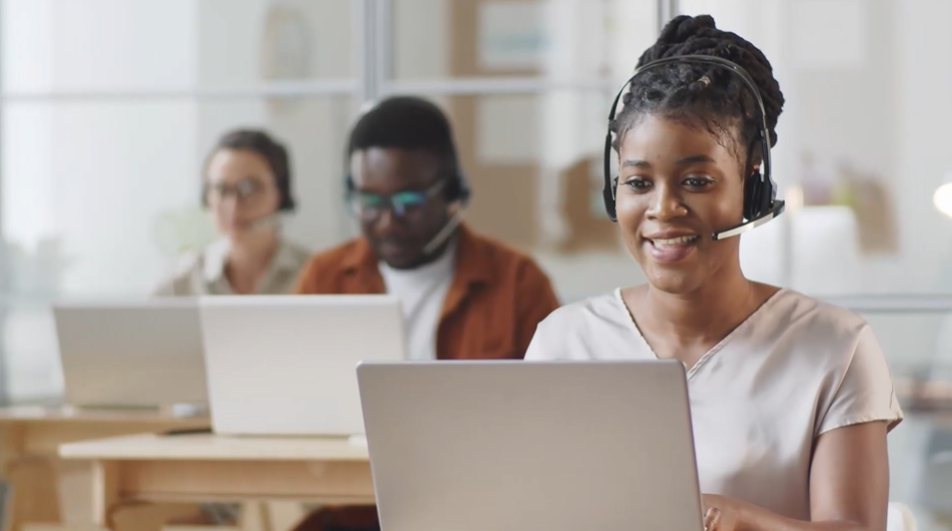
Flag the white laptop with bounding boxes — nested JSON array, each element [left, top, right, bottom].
[[53, 299, 208, 409], [199, 295, 406, 437], [357, 360, 704, 531]]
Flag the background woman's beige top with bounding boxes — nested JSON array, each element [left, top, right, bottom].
[[152, 238, 311, 296], [525, 288, 903, 521]]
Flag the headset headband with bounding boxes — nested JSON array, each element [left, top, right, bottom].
[[603, 55, 776, 214]]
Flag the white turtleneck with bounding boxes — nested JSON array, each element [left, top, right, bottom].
[[378, 242, 457, 360]]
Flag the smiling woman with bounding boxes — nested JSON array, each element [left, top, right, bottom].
[[526, 14, 902, 531], [616, 116, 745, 292]]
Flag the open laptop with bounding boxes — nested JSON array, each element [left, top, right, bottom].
[[357, 360, 704, 531], [53, 299, 208, 409], [199, 295, 406, 437]]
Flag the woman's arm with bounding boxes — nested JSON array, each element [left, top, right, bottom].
[[704, 421, 889, 531]]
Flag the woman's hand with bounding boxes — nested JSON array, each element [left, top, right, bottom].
[[698, 424, 890, 531], [701, 494, 743, 531]]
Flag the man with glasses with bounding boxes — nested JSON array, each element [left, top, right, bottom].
[[292, 95, 560, 531], [295, 95, 559, 361]]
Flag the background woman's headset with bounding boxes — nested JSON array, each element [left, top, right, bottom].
[[602, 55, 784, 240]]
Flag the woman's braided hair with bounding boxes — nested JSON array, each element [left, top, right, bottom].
[[610, 15, 785, 170]]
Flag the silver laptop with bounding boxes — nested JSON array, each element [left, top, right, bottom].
[[357, 360, 704, 531], [53, 299, 208, 408], [199, 295, 406, 436]]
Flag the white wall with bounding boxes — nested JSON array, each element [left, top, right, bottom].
[[194, 0, 355, 256], [393, 0, 450, 79], [897, 0, 952, 294], [2, 0, 199, 296], [530, 0, 656, 299], [895, 0, 952, 366], [0, 0, 199, 400]]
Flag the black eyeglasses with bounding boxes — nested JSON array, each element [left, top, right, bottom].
[[348, 179, 446, 222]]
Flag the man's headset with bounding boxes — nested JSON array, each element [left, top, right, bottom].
[[603, 55, 785, 240]]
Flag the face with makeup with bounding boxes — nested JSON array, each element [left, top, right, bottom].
[[614, 114, 747, 295]]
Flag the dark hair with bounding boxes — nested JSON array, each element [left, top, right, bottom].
[[610, 15, 785, 170], [346, 96, 462, 193], [203, 128, 295, 211]]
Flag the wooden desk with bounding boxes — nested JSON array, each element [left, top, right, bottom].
[[0, 405, 208, 531], [59, 433, 373, 530]]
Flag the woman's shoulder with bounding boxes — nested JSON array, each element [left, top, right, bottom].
[[767, 287, 870, 340], [767, 289, 904, 433], [171, 247, 208, 273], [539, 290, 627, 329], [178, 239, 230, 278], [151, 242, 222, 296], [526, 289, 636, 360], [276, 239, 313, 269], [752, 288, 884, 387]]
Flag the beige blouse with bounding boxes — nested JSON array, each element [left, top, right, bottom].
[[152, 238, 311, 296], [525, 288, 903, 520]]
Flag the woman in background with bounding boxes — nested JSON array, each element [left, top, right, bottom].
[[153, 129, 310, 526], [153, 128, 309, 296]]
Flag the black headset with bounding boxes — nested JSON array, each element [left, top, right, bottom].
[[603, 54, 784, 240], [438, 160, 472, 205]]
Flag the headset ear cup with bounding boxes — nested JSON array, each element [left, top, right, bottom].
[[443, 178, 458, 202], [761, 176, 775, 214], [450, 171, 471, 205], [603, 176, 618, 221], [280, 195, 296, 211], [745, 170, 772, 220], [743, 171, 761, 220]]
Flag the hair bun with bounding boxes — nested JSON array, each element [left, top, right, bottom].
[[692, 14, 717, 28], [658, 14, 717, 46], [632, 13, 784, 145]]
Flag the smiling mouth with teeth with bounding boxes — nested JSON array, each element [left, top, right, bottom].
[[650, 235, 699, 246]]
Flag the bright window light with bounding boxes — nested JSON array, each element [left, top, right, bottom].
[[933, 182, 952, 218]]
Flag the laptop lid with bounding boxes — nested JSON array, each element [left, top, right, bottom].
[[357, 360, 703, 531], [53, 299, 208, 408], [199, 295, 406, 436]]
